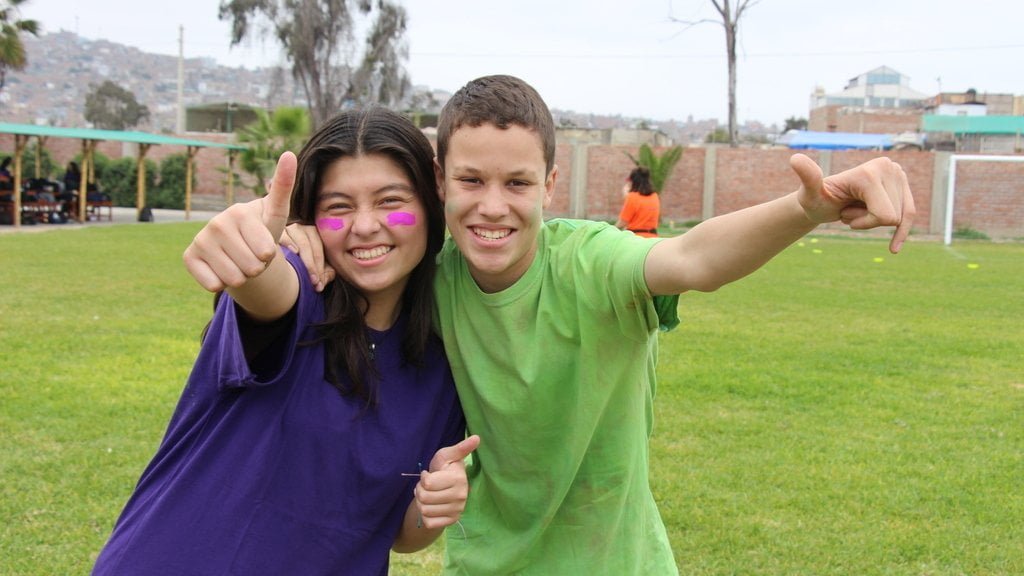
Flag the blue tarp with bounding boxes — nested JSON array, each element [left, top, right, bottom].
[[780, 130, 892, 150]]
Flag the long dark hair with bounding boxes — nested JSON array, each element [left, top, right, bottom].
[[290, 108, 444, 403], [627, 167, 654, 196]]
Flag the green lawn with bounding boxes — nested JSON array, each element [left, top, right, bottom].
[[1, 224, 1021, 575]]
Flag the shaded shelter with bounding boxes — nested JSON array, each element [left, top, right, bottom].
[[0, 122, 246, 227], [186, 102, 260, 133]]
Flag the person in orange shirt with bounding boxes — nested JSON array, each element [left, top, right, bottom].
[[615, 166, 680, 329], [615, 167, 660, 238]]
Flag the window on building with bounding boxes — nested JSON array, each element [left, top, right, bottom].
[[867, 73, 900, 85]]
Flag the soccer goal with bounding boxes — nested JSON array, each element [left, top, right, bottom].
[[944, 154, 1024, 245]]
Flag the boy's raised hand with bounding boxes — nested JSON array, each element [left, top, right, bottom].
[[790, 153, 916, 254], [183, 152, 297, 292], [414, 435, 481, 529], [282, 222, 335, 291]]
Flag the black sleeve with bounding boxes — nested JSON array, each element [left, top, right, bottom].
[[235, 302, 299, 375]]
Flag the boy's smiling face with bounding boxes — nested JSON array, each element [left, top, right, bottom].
[[437, 123, 556, 293]]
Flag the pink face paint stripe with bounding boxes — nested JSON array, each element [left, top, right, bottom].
[[387, 212, 417, 227], [317, 217, 345, 231]]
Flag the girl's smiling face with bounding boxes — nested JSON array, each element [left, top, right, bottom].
[[316, 153, 427, 316]]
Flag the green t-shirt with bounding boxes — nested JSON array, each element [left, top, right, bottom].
[[435, 219, 678, 575]]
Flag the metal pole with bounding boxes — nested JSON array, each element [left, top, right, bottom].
[[944, 156, 957, 246]]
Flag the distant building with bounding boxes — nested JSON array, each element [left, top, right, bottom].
[[923, 115, 1024, 153], [186, 103, 261, 133], [918, 88, 1024, 152], [925, 88, 1017, 116], [809, 66, 929, 134], [811, 66, 930, 110]]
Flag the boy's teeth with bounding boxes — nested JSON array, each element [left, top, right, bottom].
[[474, 228, 510, 240], [352, 246, 391, 260]]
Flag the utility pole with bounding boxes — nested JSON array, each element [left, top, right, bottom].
[[176, 25, 185, 134]]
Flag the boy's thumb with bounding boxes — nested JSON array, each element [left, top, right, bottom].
[[789, 153, 823, 194]]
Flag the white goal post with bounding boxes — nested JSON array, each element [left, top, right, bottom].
[[945, 154, 1024, 245]]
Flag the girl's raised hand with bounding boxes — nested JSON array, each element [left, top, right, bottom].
[[183, 152, 297, 292]]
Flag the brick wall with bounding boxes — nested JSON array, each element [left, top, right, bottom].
[[834, 111, 922, 134], [582, 145, 633, 219], [953, 159, 1024, 237], [713, 148, 808, 215], [809, 106, 839, 132], [808, 105, 922, 134], [660, 147, 705, 222], [553, 145, 1019, 239], [4, 131, 1021, 239], [831, 150, 934, 232], [575, 145, 704, 222]]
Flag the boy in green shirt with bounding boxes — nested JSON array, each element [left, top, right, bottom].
[[425, 75, 912, 574], [283, 75, 914, 574]]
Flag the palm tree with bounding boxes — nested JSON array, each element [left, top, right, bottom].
[[235, 106, 311, 195], [627, 144, 683, 193], [0, 0, 40, 98]]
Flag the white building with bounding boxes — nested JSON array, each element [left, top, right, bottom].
[[810, 66, 930, 110]]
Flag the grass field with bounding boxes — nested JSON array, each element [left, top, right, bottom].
[[1, 223, 1022, 575]]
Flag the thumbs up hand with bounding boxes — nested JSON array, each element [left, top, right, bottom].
[[184, 152, 298, 292], [413, 435, 481, 530]]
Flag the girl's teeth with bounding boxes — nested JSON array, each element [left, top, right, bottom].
[[352, 246, 391, 259]]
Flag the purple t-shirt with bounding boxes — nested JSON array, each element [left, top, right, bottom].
[[92, 250, 465, 576]]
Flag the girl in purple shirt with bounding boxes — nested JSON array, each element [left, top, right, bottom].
[[92, 108, 476, 575]]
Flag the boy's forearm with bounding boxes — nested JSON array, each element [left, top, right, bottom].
[[646, 191, 817, 295]]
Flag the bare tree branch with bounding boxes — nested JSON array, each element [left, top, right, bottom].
[[669, 0, 761, 148]]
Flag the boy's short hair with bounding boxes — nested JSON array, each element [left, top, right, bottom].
[[436, 75, 556, 176]]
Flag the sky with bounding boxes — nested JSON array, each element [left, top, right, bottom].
[[19, 0, 1024, 125]]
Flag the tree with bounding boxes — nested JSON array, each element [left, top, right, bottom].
[[627, 144, 683, 193], [671, 0, 761, 148], [235, 106, 311, 195], [151, 153, 196, 209], [84, 81, 151, 130], [21, 141, 56, 178], [783, 116, 808, 132], [0, 0, 39, 99], [104, 157, 157, 207], [219, 0, 411, 128], [705, 127, 730, 144]]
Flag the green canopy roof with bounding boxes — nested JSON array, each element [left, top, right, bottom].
[[0, 122, 246, 150], [923, 115, 1024, 135]]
